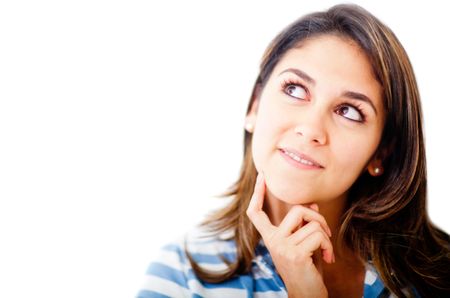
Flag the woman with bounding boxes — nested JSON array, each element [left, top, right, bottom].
[[137, 4, 450, 297]]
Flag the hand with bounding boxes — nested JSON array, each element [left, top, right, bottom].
[[246, 173, 335, 298]]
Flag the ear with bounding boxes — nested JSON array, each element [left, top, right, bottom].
[[244, 86, 262, 133], [367, 144, 392, 176]]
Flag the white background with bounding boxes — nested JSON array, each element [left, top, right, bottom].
[[0, 1, 449, 297]]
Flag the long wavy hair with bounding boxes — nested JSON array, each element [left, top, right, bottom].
[[187, 4, 450, 297]]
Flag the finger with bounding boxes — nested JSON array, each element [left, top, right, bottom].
[[278, 205, 332, 237], [247, 173, 265, 211], [297, 231, 335, 264], [246, 173, 274, 238], [288, 220, 330, 245]]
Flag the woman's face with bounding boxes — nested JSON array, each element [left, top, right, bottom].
[[247, 35, 385, 205]]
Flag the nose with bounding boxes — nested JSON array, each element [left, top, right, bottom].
[[294, 114, 328, 145]]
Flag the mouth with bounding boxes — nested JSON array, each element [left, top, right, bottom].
[[279, 148, 324, 169]]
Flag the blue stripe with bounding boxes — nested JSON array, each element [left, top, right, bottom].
[[189, 252, 236, 264], [146, 262, 188, 289], [146, 262, 249, 291], [254, 277, 282, 292], [147, 261, 257, 291], [154, 243, 281, 293], [363, 275, 385, 297], [136, 289, 171, 298]]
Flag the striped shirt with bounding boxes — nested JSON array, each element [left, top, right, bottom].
[[136, 228, 396, 298]]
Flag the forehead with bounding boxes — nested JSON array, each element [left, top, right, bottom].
[[272, 35, 382, 104]]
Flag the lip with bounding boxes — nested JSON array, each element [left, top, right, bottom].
[[279, 147, 324, 169]]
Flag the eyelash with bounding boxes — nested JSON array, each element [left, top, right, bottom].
[[280, 78, 367, 123]]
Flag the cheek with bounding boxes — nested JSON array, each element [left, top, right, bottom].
[[331, 135, 378, 177], [251, 124, 276, 172], [251, 104, 284, 171], [324, 143, 371, 196]]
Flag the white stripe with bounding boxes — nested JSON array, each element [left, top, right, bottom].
[[252, 268, 272, 280], [364, 263, 379, 285], [139, 275, 191, 297], [188, 278, 247, 298], [254, 290, 287, 298], [185, 241, 236, 254], [196, 262, 229, 272], [253, 256, 275, 278], [364, 269, 377, 285]]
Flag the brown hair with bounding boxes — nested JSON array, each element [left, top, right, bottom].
[[188, 4, 450, 297]]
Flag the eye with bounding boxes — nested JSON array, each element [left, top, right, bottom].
[[284, 83, 307, 100], [336, 105, 364, 122]]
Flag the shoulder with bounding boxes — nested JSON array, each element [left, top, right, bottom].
[[135, 227, 243, 298]]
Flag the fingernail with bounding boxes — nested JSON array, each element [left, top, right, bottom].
[[327, 227, 332, 237], [325, 251, 334, 264]]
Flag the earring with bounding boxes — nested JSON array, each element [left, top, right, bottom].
[[373, 166, 384, 176], [245, 122, 254, 132]]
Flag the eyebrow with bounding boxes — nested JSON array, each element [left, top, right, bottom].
[[342, 91, 378, 115], [280, 68, 316, 85], [279, 68, 378, 115]]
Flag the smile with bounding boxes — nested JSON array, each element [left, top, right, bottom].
[[279, 148, 324, 169], [285, 151, 314, 165]]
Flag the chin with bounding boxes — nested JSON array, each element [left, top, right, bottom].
[[266, 180, 316, 206]]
